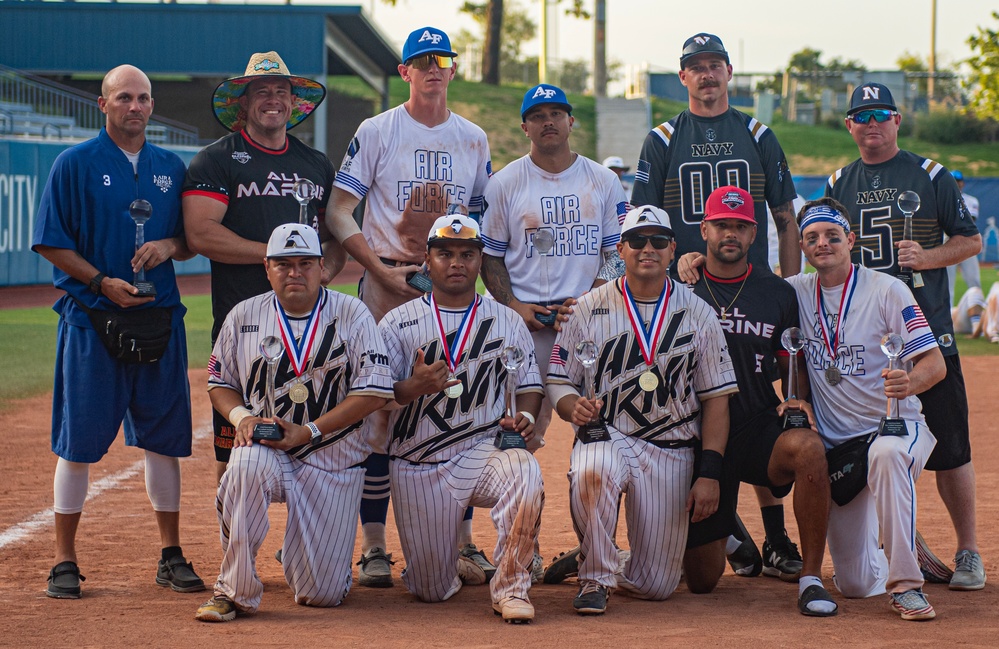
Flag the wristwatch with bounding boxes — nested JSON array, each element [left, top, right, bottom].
[[89, 272, 106, 296], [306, 422, 323, 446]]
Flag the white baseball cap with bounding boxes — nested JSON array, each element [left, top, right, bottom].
[[621, 205, 674, 237], [602, 156, 629, 171], [427, 214, 484, 248], [266, 223, 322, 258]]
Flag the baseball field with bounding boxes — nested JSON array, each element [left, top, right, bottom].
[[0, 273, 996, 647]]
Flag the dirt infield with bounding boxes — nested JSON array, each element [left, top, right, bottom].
[[1, 359, 996, 647]]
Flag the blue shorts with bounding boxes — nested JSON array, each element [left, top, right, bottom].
[[51, 313, 192, 463]]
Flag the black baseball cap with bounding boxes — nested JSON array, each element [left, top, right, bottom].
[[847, 82, 897, 115], [680, 33, 730, 68]]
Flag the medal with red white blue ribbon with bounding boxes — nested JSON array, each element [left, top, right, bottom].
[[816, 264, 858, 386], [430, 293, 480, 398], [274, 291, 323, 403], [621, 277, 670, 391]]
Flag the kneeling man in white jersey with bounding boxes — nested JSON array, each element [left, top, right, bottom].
[[195, 224, 394, 622], [379, 215, 545, 623], [787, 199, 946, 621]]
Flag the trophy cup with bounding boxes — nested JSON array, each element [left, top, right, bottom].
[[252, 336, 285, 441], [780, 327, 810, 430], [293, 178, 317, 225], [896, 191, 924, 289], [877, 333, 907, 437], [574, 340, 611, 443], [129, 199, 156, 297], [495, 346, 528, 450], [533, 229, 557, 327]]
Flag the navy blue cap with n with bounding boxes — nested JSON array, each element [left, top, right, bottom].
[[848, 82, 897, 115], [680, 33, 730, 68], [402, 27, 458, 63]]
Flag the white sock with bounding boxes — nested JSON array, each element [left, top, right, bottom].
[[725, 535, 742, 555], [459, 518, 474, 547], [799, 575, 837, 613], [361, 523, 386, 554]]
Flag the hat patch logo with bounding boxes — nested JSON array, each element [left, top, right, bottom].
[[283, 231, 309, 250], [862, 86, 880, 101], [637, 209, 661, 225], [450, 220, 463, 234], [419, 30, 443, 44], [254, 59, 281, 72], [721, 192, 744, 210], [532, 86, 558, 100], [694, 35, 710, 45]]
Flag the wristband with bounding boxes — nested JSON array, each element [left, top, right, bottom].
[[518, 411, 536, 425], [306, 422, 323, 446], [89, 272, 106, 296], [699, 449, 724, 481], [228, 405, 252, 428]]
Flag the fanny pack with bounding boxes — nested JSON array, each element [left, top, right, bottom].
[[74, 299, 173, 364], [826, 431, 877, 507]]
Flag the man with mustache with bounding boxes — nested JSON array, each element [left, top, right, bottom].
[[632, 31, 802, 581]]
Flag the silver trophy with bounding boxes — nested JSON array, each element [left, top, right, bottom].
[[495, 346, 528, 449], [877, 333, 907, 437], [293, 178, 317, 226], [533, 229, 557, 327], [574, 340, 610, 443], [128, 199, 156, 297], [896, 191, 924, 289], [252, 336, 285, 441], [780, 327, 810, 430]]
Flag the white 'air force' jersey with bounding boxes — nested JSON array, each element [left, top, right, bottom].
[[209, 288, 395, 469], [379, 295, 544, 463]]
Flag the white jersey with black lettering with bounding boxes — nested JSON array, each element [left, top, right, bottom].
[[480, 153, 627, 303], [786, 265, 938, 447], [334, 105, 492, 264]]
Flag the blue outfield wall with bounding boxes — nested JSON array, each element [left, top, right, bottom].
[[3, 138, 999, 287]]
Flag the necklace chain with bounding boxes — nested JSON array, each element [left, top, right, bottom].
[[703, 268, 750, 319]]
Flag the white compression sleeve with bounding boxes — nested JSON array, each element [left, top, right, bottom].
[[53, 458, 90, 514], [144, 450, 181, 512]]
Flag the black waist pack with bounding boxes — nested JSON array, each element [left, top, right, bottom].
[[76, 299, 173, 364], [826, 431, 877, 507]]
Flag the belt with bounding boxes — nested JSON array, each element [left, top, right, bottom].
[[530, 299, 572, 308], [379, 256, 422, 267], [389, 455, 443, 466], [645, 438, 698, 449]]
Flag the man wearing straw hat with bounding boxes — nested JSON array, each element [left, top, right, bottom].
[[183, 52, 345, 483]]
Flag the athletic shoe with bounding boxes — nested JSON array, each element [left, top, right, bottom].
[[727, 534, 763, 577], [543, 546, 581, 584], [493, 596, 534, 623], [458, 554, 487, 586], [156, 555, 206, 593], [459, 543, 496, 583], [357, 547, 394, 588], [949, 550, 986, 591], [914, 531, 953, 584], [889, 589, 936, 621], [46, 561, 85, 599], [573, 580, 609, 615], [530, 552, 545, 584], [195, 596, 237, 623], [762, 534, 803, 582], [990, 334, 999, 344]]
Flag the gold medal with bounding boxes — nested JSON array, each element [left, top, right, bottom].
[[824, 366, 842, 386], [444, 380, 464, 399], [289, 381, 309, 404], [639, 370, 659, 392]]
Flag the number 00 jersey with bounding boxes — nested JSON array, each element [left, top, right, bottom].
[[547, 278, 738, 444], [631, 108, 796, 268], [209, 288, 395, 469], [826, 150, 979, 356]]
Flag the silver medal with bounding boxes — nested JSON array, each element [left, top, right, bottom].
[[444, 380, 464, 399], [824, 366, 842, 386]]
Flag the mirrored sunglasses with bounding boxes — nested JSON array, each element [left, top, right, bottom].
[[850, 109, 896, 124], [430, 224, 480, 242], [623, 234, 673, 250], [408, 54, 454, 70]]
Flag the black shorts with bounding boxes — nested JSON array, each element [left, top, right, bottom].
[[686, 411, 793, 548], [920, 353, 972, 472], [213, 408, 235, 463]]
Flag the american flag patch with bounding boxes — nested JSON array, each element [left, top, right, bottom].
[[902, 305, 928, 332], [486, 160, 493, 177], [635, 159, 651, 184], [550, 344, 568, 367], [208, 354, 221, 379], [616, 201, 628, 223]]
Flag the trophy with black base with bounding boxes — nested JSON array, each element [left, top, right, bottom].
[[574, 340, 611, 443], [533, 229, 557, 327], [896, 191, 924, 289], [495, 346, 528, 450], [877, 333, 907, 437], [293, 178, 317, 226], [780, 327, 811, 430], [252, 336, 285, 442], [129, 199, 156, 297]]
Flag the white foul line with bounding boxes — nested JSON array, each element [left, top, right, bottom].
[[0, 426, 211, 551]]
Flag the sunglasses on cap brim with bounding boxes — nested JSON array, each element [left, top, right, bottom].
[[429, 224, 482, 244], [622, 234, 674, 250], [849, 109, 897, 124], [407, 54, 454, 70]]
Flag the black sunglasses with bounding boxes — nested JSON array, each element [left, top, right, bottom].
[[623, 234, 673, 250]]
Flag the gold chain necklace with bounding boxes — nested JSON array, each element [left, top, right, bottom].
[[703, 266, 750, 320]]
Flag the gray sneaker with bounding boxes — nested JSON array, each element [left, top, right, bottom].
[[949, 550, 986, 591], [573, 580, 609, 615], [357, 547, 394, 588], [459, 543, 496, 583]]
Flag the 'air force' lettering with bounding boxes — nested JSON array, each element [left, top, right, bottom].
[[397, 149, 467, 213], [532, 86, 558, 100], [419, 30, 443, 45]]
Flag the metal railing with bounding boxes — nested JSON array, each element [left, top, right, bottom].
[[0, 63, 199, 145]]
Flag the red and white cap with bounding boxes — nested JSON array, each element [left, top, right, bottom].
[[703, 186, 756, 224]]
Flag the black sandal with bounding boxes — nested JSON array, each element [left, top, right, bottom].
[[798, 584, 838, 617]]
